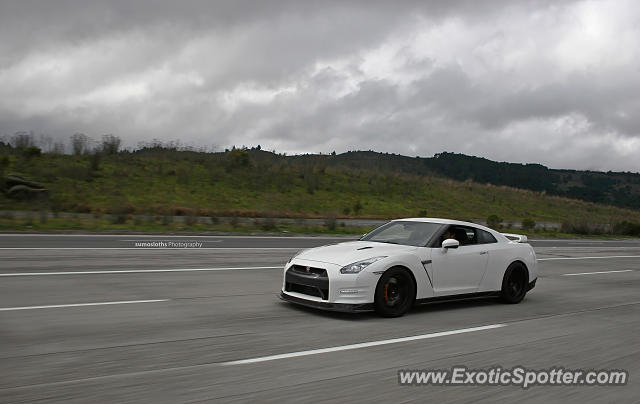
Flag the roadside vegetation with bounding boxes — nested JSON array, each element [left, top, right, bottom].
[[0, 214, 371, 235], [1, 133, 640, 236]]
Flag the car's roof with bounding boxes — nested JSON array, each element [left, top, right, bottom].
[[391, 217, 495, 231]]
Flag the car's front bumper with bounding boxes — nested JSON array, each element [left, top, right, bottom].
[[279, 291, 374, 312], [282, 258, 378, 305]]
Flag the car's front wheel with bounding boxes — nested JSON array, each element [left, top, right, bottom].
[[374, 267, 416, 317], [500, 262, 528, 304]]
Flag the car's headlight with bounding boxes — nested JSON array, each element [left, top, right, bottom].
[[340, 256, 387, 274], [287, 249, 306, 264]]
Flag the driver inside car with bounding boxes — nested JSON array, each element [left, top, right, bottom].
[[440, 228, 456, 246]]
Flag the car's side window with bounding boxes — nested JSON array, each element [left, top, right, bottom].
[[443, 225, 478, 246], [477, 229, 498, 244]]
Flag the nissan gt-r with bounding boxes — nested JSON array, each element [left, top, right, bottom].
[[280, 218, 537, 317]]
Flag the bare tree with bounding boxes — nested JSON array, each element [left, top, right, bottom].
[[101, 134, 121, 155], [70, 133, 89, 155], [38, 134, 54, 153], [11, 131, 34, 149], [52, 142, 66, 154]]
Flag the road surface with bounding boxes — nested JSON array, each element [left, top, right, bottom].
[[0, 234, 638, 402]]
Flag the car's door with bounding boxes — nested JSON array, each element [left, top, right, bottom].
[[431, 225, 490, 296]]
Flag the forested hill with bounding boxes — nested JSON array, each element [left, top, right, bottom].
[[2, 140, 639, 216], [285, 151, 640, 210]]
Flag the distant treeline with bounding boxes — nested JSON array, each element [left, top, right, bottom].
[[1, 131, 639, 210], [319, 151, 640, 210], [236, 149, 640, 211]]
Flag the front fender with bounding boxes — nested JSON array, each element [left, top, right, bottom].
[[360, 252, 435, 300]]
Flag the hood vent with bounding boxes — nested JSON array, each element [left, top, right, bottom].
[[356, 246, 374, 250]]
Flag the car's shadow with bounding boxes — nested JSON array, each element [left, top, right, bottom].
[[277, 301, 373, 321], [410, 296, 503, 315], [278, 296, 504, 321]]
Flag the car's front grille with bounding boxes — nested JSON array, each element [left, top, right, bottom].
[[285, 265, 329, 300], [289, 265, 328, 277]]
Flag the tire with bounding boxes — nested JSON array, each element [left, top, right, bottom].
[[374, 267, 416, 317], [500, 262, 528, 304]]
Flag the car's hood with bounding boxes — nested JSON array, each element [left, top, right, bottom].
[[295, 241, 417, 266]]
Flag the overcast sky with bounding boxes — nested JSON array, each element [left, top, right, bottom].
[[1, 0, 639, 171]]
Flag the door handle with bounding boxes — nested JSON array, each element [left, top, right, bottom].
[[479, 251, 488, 255]]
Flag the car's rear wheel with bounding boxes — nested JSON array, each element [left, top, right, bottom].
[[500, 262, 528, 304], [374, 267, 416, 317]]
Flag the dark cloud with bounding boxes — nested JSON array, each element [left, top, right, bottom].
[[1, 0, 639, 171]]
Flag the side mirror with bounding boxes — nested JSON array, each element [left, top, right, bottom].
[[442, 238, 459, 249]]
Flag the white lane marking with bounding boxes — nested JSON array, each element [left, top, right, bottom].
[[0, 266, 282, 277], [537, 255, 640, 261], [0, 299, 168, 311], [223, 324, 506, 365], [0, 234, 350, 239], [529, 239, 637, 243], [537, 246, 640, 249], [0, 247, 299, 250], [562, 270, 634, 276]]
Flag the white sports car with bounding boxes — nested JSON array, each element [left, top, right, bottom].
[[280, 218, 537, 317]]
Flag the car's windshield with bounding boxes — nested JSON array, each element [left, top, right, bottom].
[[360, 221, 442, 247]]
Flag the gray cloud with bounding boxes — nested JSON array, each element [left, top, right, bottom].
[[1, 0, 639, 171]]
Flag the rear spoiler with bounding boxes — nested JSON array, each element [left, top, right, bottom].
[[502, 233, 528, 243]]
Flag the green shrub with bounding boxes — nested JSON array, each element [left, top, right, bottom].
[[111, 214, 128, 224], [486, 214, 502, 228], [560, 221, 606, 235], [353, 200, 363, 216], [23, 146, 41, 158], [612, 220, 640, 236], [260, 217, 277, 231], [226, 148, 250, 170], [324, 216, 337, 230], [109, 202, 136, 224], [173, 206, 194, 216], [185, 214, 198, 226], [521, 218, 536, 230]]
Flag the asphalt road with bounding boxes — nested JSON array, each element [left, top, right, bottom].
[[1, 234, 639, 403], [3, 233, 640, 248]]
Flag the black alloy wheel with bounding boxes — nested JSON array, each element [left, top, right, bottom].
[[374, 267, 416, 317], [500, 262, 528, 304]]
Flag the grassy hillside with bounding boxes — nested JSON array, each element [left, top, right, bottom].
[[2, 148, 640, 232], [321, 151, 640, 210]]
